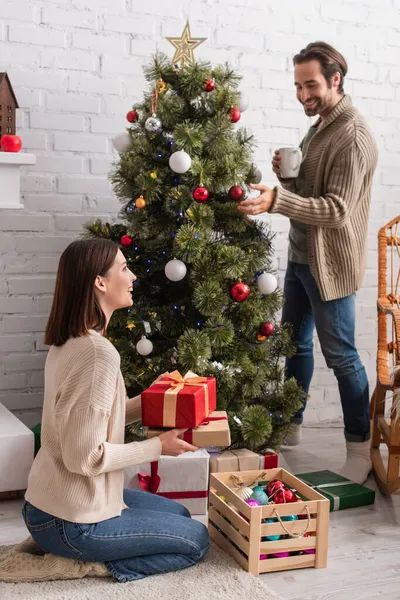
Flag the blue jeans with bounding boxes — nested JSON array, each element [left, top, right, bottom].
[[22, 489, 210, 582], [282, 261, 370, 442]]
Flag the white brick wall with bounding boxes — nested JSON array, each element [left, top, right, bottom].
[[0, 0, 398, 428]]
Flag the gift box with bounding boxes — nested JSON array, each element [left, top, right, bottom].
[[258, 449, 278, 469], [295, 470, 375, 511], [0, 402, 34, 493], [209, 449, 260, 473], [141, 370, 216, 429], [124, 449, 210, 515], [147, 411, 231, 448]]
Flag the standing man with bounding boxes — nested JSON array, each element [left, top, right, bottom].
[[238, 42, 377, 485]]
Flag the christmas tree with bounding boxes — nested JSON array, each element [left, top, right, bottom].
[[86, 51, 304, 451]]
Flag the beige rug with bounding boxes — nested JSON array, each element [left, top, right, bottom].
[[0, 543, 283, 600]]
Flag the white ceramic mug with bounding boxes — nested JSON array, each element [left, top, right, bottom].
[[278, 147, 302, 178]]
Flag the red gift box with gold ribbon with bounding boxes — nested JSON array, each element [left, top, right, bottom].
[[141, 370, 216, 429]]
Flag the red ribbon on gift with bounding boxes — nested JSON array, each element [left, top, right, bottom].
[[137, 461, 208, 499], [260, 450, 278, 469], [183, 415, 227, 444], [138, 461, 161, 494]]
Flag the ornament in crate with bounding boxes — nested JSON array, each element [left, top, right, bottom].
[[208, 467, 329, 576]]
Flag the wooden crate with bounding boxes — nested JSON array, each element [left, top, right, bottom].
[[209, 467, 329, 576]]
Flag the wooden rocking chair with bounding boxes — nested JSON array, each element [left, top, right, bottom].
[[370, 216, 400, 494]]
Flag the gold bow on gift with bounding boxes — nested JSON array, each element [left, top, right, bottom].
[[154, 370, 209, 427]]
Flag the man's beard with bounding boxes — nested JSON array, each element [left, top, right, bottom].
[[303, 98, 322, 116]]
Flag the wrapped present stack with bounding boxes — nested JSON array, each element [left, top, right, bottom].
[[142, 370, 231, 448]]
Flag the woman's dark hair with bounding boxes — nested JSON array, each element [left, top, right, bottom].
[[293, 41, 348, 94], [44, 238, 119, 346]]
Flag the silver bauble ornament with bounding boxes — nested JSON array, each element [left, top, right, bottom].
[[145, 115, 162, 133], [165, 259, 187, 282]]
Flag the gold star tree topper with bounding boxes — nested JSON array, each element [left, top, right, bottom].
[[166, 21, 207, 68]]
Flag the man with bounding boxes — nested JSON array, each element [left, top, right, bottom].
[[238, 42, 378, 485]]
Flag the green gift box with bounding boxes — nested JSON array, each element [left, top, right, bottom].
[[31, 423, 41, 457], [295, 470, 375, 511]]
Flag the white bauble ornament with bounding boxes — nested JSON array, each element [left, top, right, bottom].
[[112, 132, 132, 153], [169, 150, 192, 173], [145, 115, 162, 133], [257, 272, 278, 295], [136, 336, 153, 356], [237, 487, 254, 501], [238, 92, 249, 112], [165, 259, 187, 282]]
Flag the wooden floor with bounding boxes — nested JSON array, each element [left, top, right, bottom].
[[1, 426, 400, 599]]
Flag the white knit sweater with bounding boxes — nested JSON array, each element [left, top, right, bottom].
[[25, 330, 161, 523]]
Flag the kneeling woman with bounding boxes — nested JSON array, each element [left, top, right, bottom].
[[23, 238, 209, 582]]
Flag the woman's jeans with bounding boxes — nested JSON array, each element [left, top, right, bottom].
[[282, 261, 370, 442], [22, 489, 210, 582]]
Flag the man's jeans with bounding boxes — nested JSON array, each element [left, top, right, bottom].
[[282, 261, 370, 442], [22, 489, 210, 582]]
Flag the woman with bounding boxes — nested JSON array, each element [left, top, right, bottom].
[[22, 238, 210, 582]]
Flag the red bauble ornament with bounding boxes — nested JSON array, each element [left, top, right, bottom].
[[120, 234, 133, 247], [266, 479, 285, 498], [274, 489, 299, 504], [1, 134, 22, 153], [193, 186, 209, 203], [204, 78, 215, 92], [230, 281, 250, 302], [260, 322, 275, 336], [284, 489, 299, 503], [229, 107, 241, 123], [126, 110, 138, 123], [229, 185, 244, 201]]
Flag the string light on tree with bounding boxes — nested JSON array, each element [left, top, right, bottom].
[[164, 258, 187, 282]]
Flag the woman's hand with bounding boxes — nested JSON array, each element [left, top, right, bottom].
[[158, 428, 198, 456]]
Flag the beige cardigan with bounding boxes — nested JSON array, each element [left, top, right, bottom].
[[25, 330, 161, 523], [272, 95, 378, 301]]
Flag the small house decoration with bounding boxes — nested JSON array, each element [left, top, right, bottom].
[[0, 73, 18, 141]]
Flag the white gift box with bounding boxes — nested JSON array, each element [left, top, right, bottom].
[[0, 403, 34, 492], [124, 449, 209, 515]]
